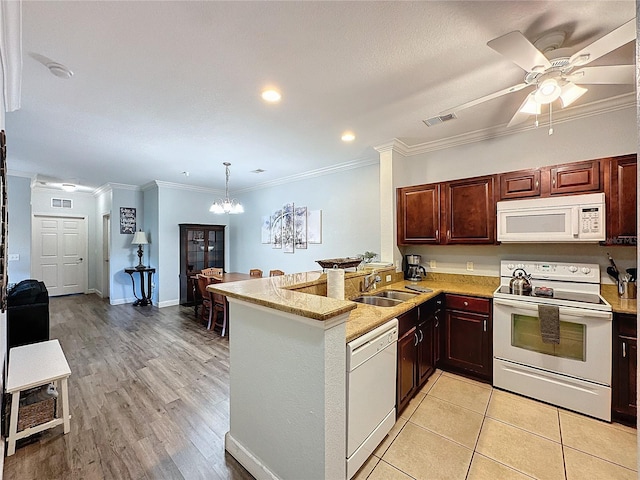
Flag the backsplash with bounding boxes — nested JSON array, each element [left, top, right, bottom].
[[400, 244, 637, 285]]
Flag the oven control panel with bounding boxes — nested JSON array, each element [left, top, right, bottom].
[[502, 261, 600, 284]]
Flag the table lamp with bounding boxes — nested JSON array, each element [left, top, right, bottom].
[[132, 230, 149, 270]]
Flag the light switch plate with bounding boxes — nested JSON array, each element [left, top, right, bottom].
[[466, 261, 474, 271], [429, 260, 436, 269]]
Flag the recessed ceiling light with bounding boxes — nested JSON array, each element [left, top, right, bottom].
[[261, 89, 281, 103], [251, 169, 266, 174], [341, 131, 355, 142]]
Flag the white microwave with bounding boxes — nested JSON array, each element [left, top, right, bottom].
[[497, 192, 605, 243]]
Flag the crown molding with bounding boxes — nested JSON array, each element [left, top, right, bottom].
[[152, 180, 224, 195], [31, 184, 95, 196], [373, 139, 410, 156], [92, 184, 112, 197], [401, 93, 635, 156], [6, 169, 33, 179], [235, 156, 379, 194]]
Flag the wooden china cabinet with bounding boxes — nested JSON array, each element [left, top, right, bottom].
[[179, 224, 225, 306]]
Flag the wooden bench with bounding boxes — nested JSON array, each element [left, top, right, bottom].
[[6, 339, 71, 455]]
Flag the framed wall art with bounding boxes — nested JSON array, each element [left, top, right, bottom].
[[120, 207, 136, 234]]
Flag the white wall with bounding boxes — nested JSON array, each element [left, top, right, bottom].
[[7, 175, 31, 284], [393, 105, 638, 281], [109, 186, 145, 304], [231, 163, 381, 275], [155, 182, 228, 307], [94, 185, 112, 298]]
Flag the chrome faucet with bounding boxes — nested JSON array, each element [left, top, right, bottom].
[[361, 273, 380, 293]]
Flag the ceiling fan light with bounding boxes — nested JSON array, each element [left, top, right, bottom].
[[534, 78, 561, 104], [519, 94, 541, 115], [559, 83, 588, 107]]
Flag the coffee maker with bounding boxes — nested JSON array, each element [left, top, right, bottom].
[[404, 254, 426, 281]]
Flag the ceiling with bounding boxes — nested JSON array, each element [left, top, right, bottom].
[[6, 1, 636, 193]]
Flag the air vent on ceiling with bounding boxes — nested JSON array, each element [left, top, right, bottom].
[[51, 198, 73, 209], [251, 169, 266, 174], [423, 113, 457, 127]]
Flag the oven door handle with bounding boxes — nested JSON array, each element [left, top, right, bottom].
[[493, 297, 612, 320]]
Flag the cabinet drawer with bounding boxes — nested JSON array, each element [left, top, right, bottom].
[[445, 294, 491, 314], [616, 313, 637, 337], [398, 307, 419, 337]]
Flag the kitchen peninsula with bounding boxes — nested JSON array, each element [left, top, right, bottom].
[[208, 268, 495, 479]]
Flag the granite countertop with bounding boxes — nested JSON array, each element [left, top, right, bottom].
[[209, 270, 499, 342], [601, 284, 637, 315], [345, 276, 498, 342], [210, 270, 636, 343]]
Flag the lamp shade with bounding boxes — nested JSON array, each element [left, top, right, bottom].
[[132, 231, 149, 245]]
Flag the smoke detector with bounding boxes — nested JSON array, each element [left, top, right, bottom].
[[46, 62, 73, 79]]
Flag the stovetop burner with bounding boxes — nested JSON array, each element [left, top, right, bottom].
[[495, 286, 606, 305]]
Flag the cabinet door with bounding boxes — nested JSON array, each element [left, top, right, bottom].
[[443, 175, 495, 244], [549, 160, 600, 195], [612, 314, 637, 423], [444, 309, 492, 379], [417, 316, 435, 387], [397, 184, 440, 245], [397, 328, 418, 415], [499, 169, 541, 200], [605, 155, 637, 246]]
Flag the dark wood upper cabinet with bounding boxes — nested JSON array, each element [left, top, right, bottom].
[[604, 154, 637, 246], [443, 175, 495, 244], [549, 160, 600, 195], [397, 183, 440, 245], [499, 169, 541, 200]]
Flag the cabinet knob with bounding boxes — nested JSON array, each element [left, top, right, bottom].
[[463, 301, 469, 306]]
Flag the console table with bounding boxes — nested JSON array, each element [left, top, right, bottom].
[[124, 267, 156, 306], [6, 340, 71, 455]]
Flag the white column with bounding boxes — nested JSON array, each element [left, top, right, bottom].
[[375, 140, 407, 271]]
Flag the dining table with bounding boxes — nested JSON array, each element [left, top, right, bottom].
[[191, 272, 253, 317]]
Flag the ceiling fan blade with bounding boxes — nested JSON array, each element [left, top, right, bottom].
[[439, 83, 529, 115], [507, 94, 536, 128], [568, 65, 635, 84], [487, 31, 551, 72], [569, 19, 636, 66]]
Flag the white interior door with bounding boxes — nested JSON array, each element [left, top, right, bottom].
[[32, 215, 88, 296]]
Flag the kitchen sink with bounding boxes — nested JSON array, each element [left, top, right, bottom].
[[352, 296, 402, 307], [372, 290, 420, 301]]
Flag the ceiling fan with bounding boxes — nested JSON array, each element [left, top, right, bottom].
[[426, 19, 636, 129]]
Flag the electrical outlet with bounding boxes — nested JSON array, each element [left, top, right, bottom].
[[466, 262, 474, 271], [385, 274, 392, 282], [7, 253, 19, 261], [429, 260, 436, 269]]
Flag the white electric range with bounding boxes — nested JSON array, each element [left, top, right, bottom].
[[493, 260, 612, 421]]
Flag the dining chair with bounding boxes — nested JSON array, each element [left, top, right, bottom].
[[196, 274, 213, 326], [205, 276, 228, 336], [269, 269, 285, 277], [201, 267, 223, 277], [249, 269, 263, 277]]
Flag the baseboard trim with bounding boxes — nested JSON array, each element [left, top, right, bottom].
[[225, 432, 278, 480], [158, 300, 179, 308]]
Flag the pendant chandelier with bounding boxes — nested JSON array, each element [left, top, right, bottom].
[[210, 162, 244, 214]]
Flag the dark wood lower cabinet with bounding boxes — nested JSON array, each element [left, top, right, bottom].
[[612, 313, 637, 425], [396, 296, 443, 414], [440, 294, 492, 382]]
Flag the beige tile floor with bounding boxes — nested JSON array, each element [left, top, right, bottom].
[[354, 370, 638, 480]]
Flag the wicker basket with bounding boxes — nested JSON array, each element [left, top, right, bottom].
[[3, 390, 57, 434]]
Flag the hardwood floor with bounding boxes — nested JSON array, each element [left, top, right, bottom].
[[3, 294, 254, 480]]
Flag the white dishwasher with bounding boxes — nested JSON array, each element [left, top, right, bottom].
[[346, 318, 398, 479]]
